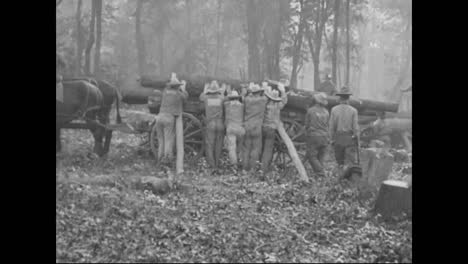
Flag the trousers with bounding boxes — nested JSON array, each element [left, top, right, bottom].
[[226, 124, 245, 165], [261, 126, 276, 172], [333, 132, 357, 166], [205, 119, 225, 167], [242, 125, 262, 170], [155, 113, 176, 162], [306, 135, 328, 176]]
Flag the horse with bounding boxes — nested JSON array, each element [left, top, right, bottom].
[[56, 78, 122, 156]]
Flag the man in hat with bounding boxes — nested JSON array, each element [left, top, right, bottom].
[[329, 86, 360, 176], [304, 92, 330, 177], [200, 81, 227, 168], [260, 82, 287, 172], [318, 74, 336, 96], [224, 89, 245, 166], [155, 73, 188, 166], [242, 83, 268, 171]]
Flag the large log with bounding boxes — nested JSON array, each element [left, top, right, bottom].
[[138, 75, 399, 113]]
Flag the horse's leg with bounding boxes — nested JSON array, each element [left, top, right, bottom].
[[87, 111, 104, 156], [100, 107, 112, 155], [56, 127, 61, 152]]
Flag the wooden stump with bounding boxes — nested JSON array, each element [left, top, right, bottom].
[[374, 180, 412, 220], [359, 148, 394, 192]]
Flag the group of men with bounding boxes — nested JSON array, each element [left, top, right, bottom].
[[155, 73, 361, 178], [154, 74, 290, 173], [305, 86, 360, 177]]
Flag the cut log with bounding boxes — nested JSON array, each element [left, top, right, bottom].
[[374, 179, 412, 220], [138, 75, 399, 113], [276, 122, 309, 182], [121, 88, 155, 104], [134, 176, 172, 195]]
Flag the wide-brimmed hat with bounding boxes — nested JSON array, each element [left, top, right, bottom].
[[227, 90, 242, 100], [248, 83, 263, 93], [314, 92, 328, 105], [336, 86, 352, 96], [265, 89, 282, 102], [167, 72, 183, 87], [206, 81, 221, 94]]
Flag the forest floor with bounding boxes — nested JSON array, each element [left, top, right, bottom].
[[56, 107, 412, 263]]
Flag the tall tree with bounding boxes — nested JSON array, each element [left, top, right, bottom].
[[305, 0, 332, 91], [135, 0, 147, 76], [331, 0, 340, 84], [290, 0, 306, 88], [246, 0, 261, 80], [94, 0, 103, 78], [214, 0, 223, 76], [74, 0, 84, 76], [184, 0, 193, 75], [345, 0, 350, 86], [84, 0, 96, 76]]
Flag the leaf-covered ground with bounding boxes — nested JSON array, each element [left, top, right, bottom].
[[56, 107, 412, 263]]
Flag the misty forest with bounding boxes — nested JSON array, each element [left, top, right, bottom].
[[56, 0, 412, 262]]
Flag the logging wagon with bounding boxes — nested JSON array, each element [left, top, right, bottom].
[[116, 75, 401, 170]]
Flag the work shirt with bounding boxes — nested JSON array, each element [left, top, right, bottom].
[[329, 103, 359, 139], [224, 100, 244, 128], [159, 87, 188, 116], [317, 80, 336, 96], [305, 105, 330, 137], [244, 95, 268, 131], [263, 92, 288, 129], [200, 93, 226, 123]]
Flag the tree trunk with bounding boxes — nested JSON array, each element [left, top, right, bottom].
[[135, 0, 147, 76], [74, 0, 84, 76], [214, 0, 223, 76], [185, 0, 193, 75], [332, 0, 340, 84], [246, 0, 261, 80], [159, 27, 165, 76], [345, 0, 350, 86], [84, 0, 96, 76], [93, 0, 103, 78], [290, 0, 305, 88]]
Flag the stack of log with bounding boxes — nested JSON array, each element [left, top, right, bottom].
[[121, 75, 399, 117]]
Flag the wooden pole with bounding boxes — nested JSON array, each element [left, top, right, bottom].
[[175, 114, 185, 176], [276, 122, 309, 182]]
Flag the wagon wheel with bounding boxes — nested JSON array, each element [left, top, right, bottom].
[[149, 112, 204, 163], [272, 118, 309, 173]]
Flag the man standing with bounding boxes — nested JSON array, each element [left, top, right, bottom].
[[318, 74, 336, 96], [329, 86, 360, 176], [200, 81, 226, 168], [242, 83, 267, 171], [261, 82, 287, 172], [224, 90, 245, 167], [304, 92, 330, 177], [155, 73, 188, 166]]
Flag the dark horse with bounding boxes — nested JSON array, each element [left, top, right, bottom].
[[56, 78, 122, 156]]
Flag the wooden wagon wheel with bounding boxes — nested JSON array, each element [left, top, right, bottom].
[[272, 118, 309, 172], [149, 112, 204, 163]]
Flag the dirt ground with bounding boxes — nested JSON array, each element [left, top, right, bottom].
[[56, 107, 412, 263]]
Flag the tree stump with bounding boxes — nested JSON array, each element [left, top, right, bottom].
[[374, 179, 412, 220], [358, 148, 394, 192]]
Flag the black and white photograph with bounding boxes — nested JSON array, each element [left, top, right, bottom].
[[56, 0, 412, 262]]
